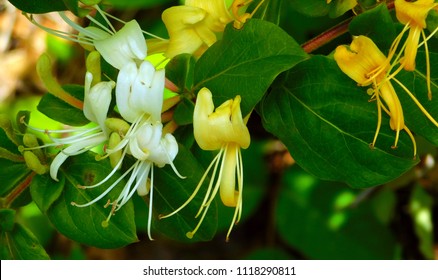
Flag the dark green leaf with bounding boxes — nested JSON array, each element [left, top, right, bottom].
[[252, 0, 283, 25], [396, 51, 438, 146], [289, 0, 330, 17], [30, 174, 65, 213], [8, 0, 67, 14], [0, 209, 49, 260], [62, 0, 91, 17], [37, 84, 89, 126], [0, 209, 15, 232], [349, 3, 397, 51], [329, 0, 357, 18], [0, 115, 20, 154], [277, 165, 397, 259], [46, 152, 137, 249], [173, 98, 195, 126], [0, 159, 31, 197], [194, 19, 309, 116], [261, 55, 418, 188], [166, 54, 196, 94], [153, 144, 217, 242], [105, 0, 173, 9]]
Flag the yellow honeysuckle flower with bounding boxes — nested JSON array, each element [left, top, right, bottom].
[[158, 0, 233, 59], [394, 0, 438, 99], [334, 35, 417, 156], [160, 87, 250, 241]]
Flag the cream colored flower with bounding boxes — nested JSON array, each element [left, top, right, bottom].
[[160, 87, 250, 241]]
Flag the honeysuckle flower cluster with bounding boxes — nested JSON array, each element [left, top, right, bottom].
[[22, 2, 258, 241], [25, 8, 184, 240]]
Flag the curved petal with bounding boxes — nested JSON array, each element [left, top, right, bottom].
[[116, 62, 143, 123], [93, 20, 147, 69], [83, 72, 115, 133]]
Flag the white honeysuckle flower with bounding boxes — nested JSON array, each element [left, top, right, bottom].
[[24, 72, 115, 181], [27, 5, 161, 69], [83, 72, 113, 134], [86, 20, 147, 69], [72, 119, 181, 240], [116, 60, 165, 123], [72, 62, 182, 240]]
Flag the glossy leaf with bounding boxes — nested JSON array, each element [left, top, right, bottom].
[[252, 0, 284, 25], [105, 0, 173, 9], [8, 0, 67, 14], [37, 85, 89, 127], [0, 209, 49, 260], [30, 174, 65, 213], [173, 98, 195, 126], [193, 19, 309, 116], [289, 0, 330, 17], [153, 145, 217, 242], [261, 55, 418, 188], [349, 3, 397, 51], [0, 159, 31, 197], [45, 152, 137, 248], [276, 165, 397, 259], [166, 54, 196, 94], [396, 51, 438, 146]]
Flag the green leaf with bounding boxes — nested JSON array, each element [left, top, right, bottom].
[[252, 0, 283, 25], [349, 3, 397, 51], [0, 115, 20, 153], [166, 54, 196, 94], [329, 0, 357, 18], [396, 51, 438, 146], [30, 174, 65, 213], [0, 209, 15, 232], [289, 0, 330, 17], [62, 0, 90, 17], [193, 19, 309, 116], [261, 55, 418, 188], [153, 145, 217, 242], [46, 152, 137, 249], [0, 209, 49, 260], [173, 98, 195, 126], [0, 159, 31, 197], [8, 0, 67, 14], [37, 84, 89, 127], [409, 185, 434, 259], [105, 0, 173, 9], [276, 165, 397, 259]]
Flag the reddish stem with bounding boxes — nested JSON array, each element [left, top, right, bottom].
[[4, 172, 35, 208], [301, 1, 396, 54]]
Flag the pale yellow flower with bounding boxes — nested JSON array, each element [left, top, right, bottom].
[[160, 87, 250, 241]]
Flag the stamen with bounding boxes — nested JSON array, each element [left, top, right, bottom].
[[80, 148, 128, 189], [93, 5, 116, 34], [159, 150, 223, 219], [393, 77, 438, 128], [99, 8, 166, 41], [147, 166, 155, 241]]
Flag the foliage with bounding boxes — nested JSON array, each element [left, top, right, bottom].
[[1, 0, 437, 259]]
